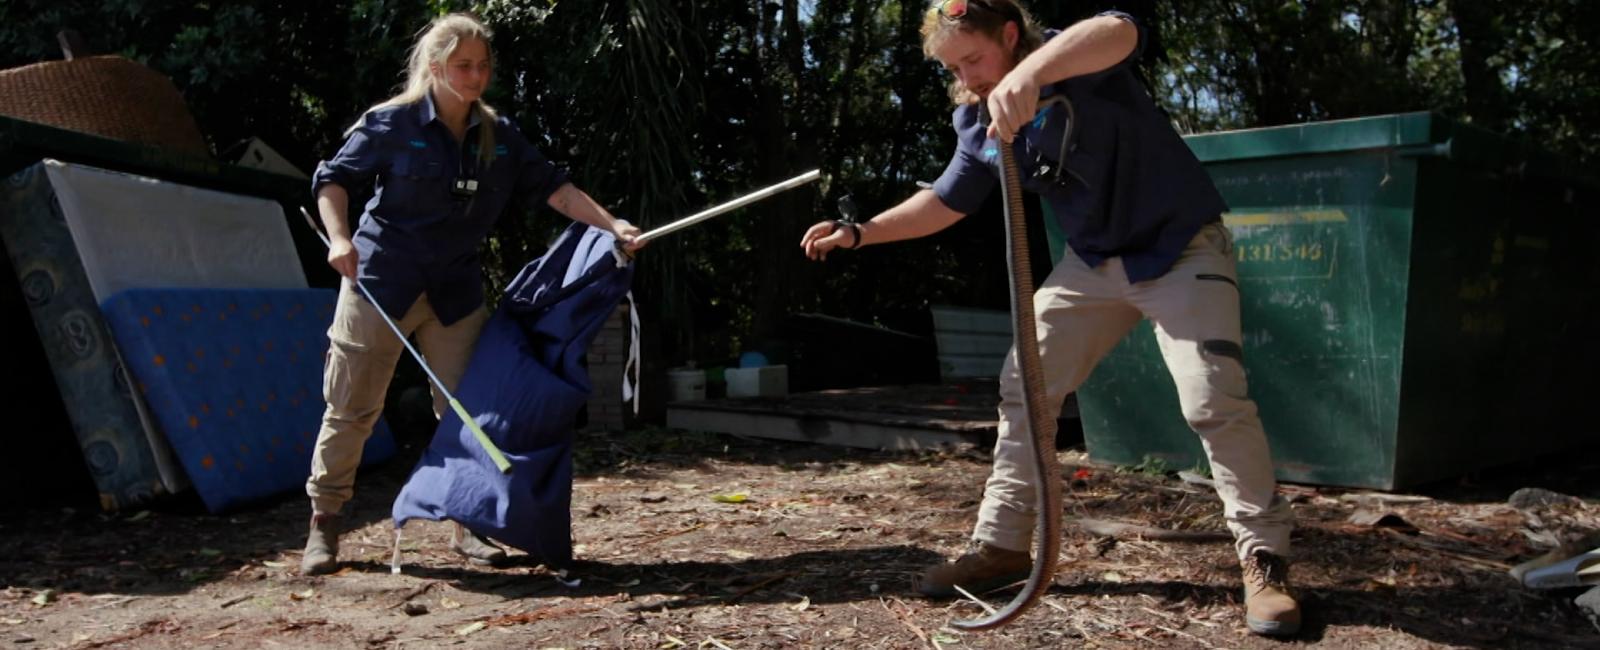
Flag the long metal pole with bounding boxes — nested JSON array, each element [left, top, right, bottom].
[[634, 169, 822, 244]]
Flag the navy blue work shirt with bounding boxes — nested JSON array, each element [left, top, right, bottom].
[[311, 92, 570, 326], [932, 12, 1229, 283]]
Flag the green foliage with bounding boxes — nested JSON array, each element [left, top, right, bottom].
[[3, 0, 1596, 386], [1124, 454, 1171, 477]]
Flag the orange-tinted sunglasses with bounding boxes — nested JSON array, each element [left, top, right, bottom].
[[940, 0, 970, 17], [931, 0, 1011, 22]]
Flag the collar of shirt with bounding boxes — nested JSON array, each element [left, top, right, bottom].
[[417, 90, 484, 132]]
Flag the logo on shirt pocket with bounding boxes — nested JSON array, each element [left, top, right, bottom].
[[384, 153, 445, 211]]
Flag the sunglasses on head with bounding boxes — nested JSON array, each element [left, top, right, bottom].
[[931, 0, 1022, 25], [938, 0, 970, 18]]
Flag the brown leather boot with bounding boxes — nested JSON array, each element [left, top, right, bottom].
[[914, 541, 1031, 598], [450, 523, 507, 567], [1242, 550, 1301, 636], [300, 514, 341, 576]]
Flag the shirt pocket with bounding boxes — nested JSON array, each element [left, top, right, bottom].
[[1025, 126, 1112, 226], [380, 152, 445, 215], [470, 149, 510, 195]]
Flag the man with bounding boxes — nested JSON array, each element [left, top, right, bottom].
[[800, 1, 1299, 636]]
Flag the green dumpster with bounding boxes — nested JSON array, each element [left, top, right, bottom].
[[1069, 112, 1600, 490]]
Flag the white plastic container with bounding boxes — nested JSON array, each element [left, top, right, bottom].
[[726, 365, 788, 398], [667, 368, 706, 402]]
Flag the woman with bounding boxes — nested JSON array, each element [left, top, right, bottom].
[[800, 1, 1299, 636], [300, 12, 642, 576]]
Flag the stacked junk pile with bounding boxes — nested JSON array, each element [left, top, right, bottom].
[[0, 47, 398, 515]]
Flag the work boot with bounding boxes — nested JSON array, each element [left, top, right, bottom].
[[1241, 550, 1301, 636], [300, 513, 341, 576], [914, 541, 1031, 598], [451, 524, 507, 567]]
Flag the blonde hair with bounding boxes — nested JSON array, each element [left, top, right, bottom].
[[920, 0, 1044, 105], [355, 13, 498, 166]]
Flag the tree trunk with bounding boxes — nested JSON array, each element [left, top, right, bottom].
[[746, 0, 833, 348], [1449, 0, 1509, 132]]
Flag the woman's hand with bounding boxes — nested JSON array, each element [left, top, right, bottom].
[[612, 219, 644, 253], [327, 237, 358, 279], [800, 220, 854, 261]]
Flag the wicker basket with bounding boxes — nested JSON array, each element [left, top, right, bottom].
[[0, 56, 211, 158]]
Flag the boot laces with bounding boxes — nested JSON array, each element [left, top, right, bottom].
[[1245, 552, 1288, 590]]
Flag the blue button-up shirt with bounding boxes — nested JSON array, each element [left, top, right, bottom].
[[311, 93, 570, 325], [932, 13, 1229, 283]]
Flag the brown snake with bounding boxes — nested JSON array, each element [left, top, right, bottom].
[[951, 98, 1073, 630]]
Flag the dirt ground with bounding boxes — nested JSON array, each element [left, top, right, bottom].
[[2, 427, 1597, 649]]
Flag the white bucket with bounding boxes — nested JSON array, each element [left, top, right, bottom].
[[667, 368, 706, 402]]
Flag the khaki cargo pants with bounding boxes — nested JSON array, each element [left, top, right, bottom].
[[305, 280, 489, 515], [976, 222, 1293, 560]]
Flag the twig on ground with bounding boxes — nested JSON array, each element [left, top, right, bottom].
[[385, 581, 438, 610], [724, 572, 798, 604], [881, 597, 931, 648], [639, 524, 707, 547], [951, 584, 997, 616], [1076, 518, 1231, 542]]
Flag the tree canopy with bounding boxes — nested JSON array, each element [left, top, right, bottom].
[[4, 0, 1594, 374]]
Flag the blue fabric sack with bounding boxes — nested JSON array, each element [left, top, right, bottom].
[[391, 223, 634, 567]]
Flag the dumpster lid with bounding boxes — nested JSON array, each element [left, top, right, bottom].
[[1183, 111, 1600, 193]]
